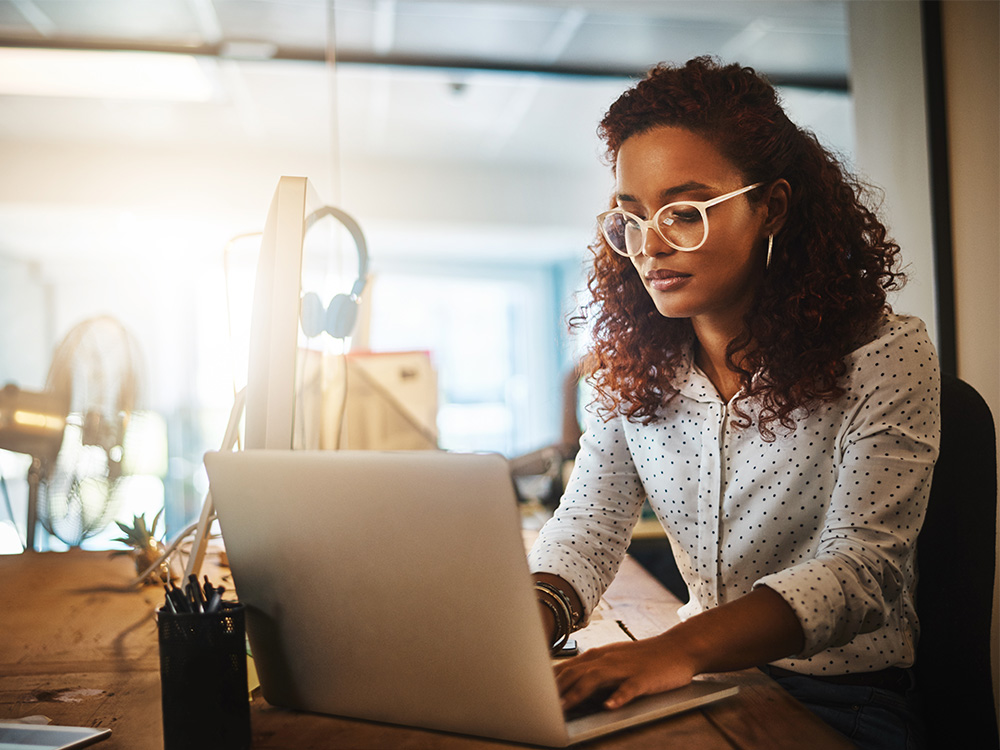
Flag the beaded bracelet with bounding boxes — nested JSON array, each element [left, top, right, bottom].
[[534, 581, 579, 652], [534, 581, 581, 629], [537, 595, 570, 652]]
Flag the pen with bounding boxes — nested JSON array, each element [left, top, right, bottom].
[[164, 576, 228, 615], [187, 575, 206, 613], [162, 584, 178, 614], [615, 619, 638, 641], [163, 582, 190, 613], [205, 586, 225, 614]]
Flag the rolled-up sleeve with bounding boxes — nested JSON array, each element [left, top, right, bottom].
[[528, 411, 647, 619], [754, 324, 940, 659]]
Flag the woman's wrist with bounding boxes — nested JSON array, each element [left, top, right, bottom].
[[660, 587, 805, 676], [655, 618, 716, 677], [532, 573, 584, 651]]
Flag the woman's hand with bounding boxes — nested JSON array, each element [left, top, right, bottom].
[[554, 586, 805, 712], [554, 632, 698, 711]]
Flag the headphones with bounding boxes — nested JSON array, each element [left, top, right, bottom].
[[299, 206, 370, 339]]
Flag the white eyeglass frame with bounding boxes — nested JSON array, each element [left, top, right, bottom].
[[598, 182, 763, 256]]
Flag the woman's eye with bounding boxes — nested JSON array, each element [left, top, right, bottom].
[[661, 206, 700, 223]]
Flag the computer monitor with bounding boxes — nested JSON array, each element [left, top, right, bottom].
[[244, 176, 372, 450], [244, 175, 315, 450], [186, 176, 368, 577]]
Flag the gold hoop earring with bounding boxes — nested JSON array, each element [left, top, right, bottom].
[[766, 234, 774, 269]]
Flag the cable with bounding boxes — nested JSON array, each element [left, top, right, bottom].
[[183, 388, 246, 581], [325, 0, 342, 208], [333, 352, 349, 449]]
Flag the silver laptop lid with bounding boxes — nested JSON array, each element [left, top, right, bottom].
[[204, 449, 570, 746]]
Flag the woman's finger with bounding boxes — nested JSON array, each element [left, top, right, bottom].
[[558, 669, 622, 711], [555, 652, 635, 710], [604, 677, 643, 709]]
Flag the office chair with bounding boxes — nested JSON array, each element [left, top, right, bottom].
[[915, 372, 998, 748]]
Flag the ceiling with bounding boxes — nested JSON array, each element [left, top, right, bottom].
[[0, 1, 849, 82], [0, 0, 852, 265]]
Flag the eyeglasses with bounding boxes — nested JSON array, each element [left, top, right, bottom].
[[597, 183, 763, 256]]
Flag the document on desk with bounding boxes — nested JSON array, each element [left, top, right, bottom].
[[0, 722, 111, 750]]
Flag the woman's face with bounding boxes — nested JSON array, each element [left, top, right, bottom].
[[615, 126, 770, 333]]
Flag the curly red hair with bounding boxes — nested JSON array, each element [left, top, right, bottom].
[[578, 57, 903, 439]]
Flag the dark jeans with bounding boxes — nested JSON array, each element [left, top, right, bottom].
[[762, 667, 925, 750]]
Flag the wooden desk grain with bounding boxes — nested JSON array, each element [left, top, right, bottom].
[[0, 549, 852, 749]]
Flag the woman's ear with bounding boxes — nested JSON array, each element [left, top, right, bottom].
[[763, 179, 791, 236]]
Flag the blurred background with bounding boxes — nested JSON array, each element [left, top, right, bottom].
[[0, 0, 993, 555]]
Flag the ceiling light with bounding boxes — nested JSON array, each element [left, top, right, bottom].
[[0, 47, 215, 102]]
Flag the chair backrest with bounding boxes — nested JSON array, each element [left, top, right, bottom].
[[915, 372, 998, 748]]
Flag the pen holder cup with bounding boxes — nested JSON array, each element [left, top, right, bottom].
[[158, 602, 251, 750]]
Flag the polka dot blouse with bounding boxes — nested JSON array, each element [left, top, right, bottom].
[[528, 313, 941, 676]]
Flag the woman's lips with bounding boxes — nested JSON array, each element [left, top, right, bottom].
[[646, 269, 691, 291]]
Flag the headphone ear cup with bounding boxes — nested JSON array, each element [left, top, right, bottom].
[[300, 292, 326, 338], [326, 293, 358, 339]]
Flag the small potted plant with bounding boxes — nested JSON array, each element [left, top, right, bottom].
[[111, 509, 171, 584]]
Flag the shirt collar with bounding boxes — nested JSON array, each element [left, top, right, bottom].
[[673, 347, 726, 405]]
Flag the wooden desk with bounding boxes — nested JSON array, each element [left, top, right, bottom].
[[0, 549, 852, 750]]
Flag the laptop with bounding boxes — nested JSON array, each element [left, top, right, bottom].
[[203, 449, 737, 747]]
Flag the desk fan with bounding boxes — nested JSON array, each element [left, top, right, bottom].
[[0, 315, 141, 550]]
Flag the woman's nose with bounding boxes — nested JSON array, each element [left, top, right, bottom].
[[642, 227, 675, 258]]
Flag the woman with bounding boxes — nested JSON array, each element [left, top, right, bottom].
[[528, 57, 938, 750]]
